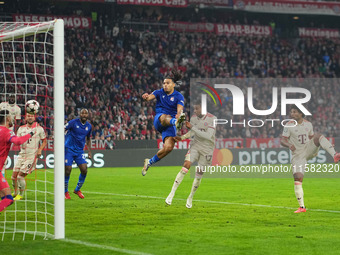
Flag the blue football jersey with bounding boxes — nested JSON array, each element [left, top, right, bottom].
[[152, 88, 184, 117], [65, 119, 92, 153]]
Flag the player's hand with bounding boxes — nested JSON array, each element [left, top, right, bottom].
[[185, 122, 192, 129], [88, 151, 92, 159], [142, 93, 149, 100], [289, 144, 296, 152], [174, 136, 182, 142], [37, 150, 42, 158]]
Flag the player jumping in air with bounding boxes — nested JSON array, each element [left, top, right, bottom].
[[281, 105, 340, 213], [11, 112, 47, 200], [64, 109, 92, 199], [0, 110, 33, 213], [166, 103, 217, 208], [141, 70, 186, 176]]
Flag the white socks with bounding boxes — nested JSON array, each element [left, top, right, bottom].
[[17, 175, 26, 196], [188, 174, 203, 199], [319, 136, 336, 157], [169, 167, 188, 196], [294, 181, 304, 208]]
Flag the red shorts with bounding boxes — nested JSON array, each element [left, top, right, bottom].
[[0, 172, 9, 190]]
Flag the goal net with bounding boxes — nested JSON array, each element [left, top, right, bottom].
[[0, 20, 64, 240]]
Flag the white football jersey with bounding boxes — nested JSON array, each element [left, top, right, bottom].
[[190, 113, 217, 154], [282, 119, 314, 155], [17, 123, 46, 155], [0, 102, 21, 120]]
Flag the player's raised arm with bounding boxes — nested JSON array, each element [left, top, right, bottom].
[[142, 93, 156, 101]]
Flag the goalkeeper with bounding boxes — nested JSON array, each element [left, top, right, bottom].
[[0, 110, 34, 212]]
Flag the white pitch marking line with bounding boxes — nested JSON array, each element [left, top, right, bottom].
[[0, 226, 154, 255], [63, 238, 154, 255], [85, 191, 340, 214]]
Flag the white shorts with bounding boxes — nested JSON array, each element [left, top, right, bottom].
[[291, 140, 319, 175], [13, 154, 37, 174], [185, 148, 213, 167]]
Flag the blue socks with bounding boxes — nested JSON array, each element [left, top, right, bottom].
[[1, 196, 4, 200], [149, 155, 160, 166], [170, 118, 176, 126], [75, 174, 87, 192], [65, 175, 70, 193], [5, 195, 13, 200]]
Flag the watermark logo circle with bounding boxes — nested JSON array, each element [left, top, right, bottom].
[[212, 148, 233, 166]]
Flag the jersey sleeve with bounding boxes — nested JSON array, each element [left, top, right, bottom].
[[177, 93, 185, 107], [209, 116, 217, 130], [282, 126, 290, 138], [39, 127, 47, 140], [65, 119, 74, 131], [87, 124, 92, 139], [151, 89, 161, 100]]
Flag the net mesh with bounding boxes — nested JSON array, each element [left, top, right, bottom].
[[0, 21, 56, 240]]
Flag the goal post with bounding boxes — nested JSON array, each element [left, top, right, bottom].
[[53, 19, 65, 240], [0, 19, 64, 240]]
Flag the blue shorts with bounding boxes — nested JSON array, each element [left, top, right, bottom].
[[154, 113, 177, 142], [65, 149, 87, 166]]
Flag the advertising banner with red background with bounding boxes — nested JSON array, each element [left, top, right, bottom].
[[13, 14, 92, 29], [168, 21, 272, 36]]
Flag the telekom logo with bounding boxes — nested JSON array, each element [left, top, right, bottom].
[[201, 84, 312, 116]]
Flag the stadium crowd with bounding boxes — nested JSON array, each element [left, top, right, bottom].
[[1, 2, 340, 142], [62, 22, 340, 141]]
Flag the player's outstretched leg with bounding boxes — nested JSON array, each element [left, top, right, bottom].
[[142, 137, 175, 176], [14, 172, 26, 200], [166, 166, 189, 205], [11, 171, 19, 197], [186, 171, 203, 209], [0, 184, 14, 213], [293, 173, 306, 213], [65, 165, 72, 200], [313, 134, 340, 162], [74, 164, 87, 199]]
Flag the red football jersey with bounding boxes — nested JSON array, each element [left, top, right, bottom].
[[0, 126, 15, 170]]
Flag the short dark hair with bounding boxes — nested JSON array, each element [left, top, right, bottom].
[[0, 110, 10, 124], [290, 105, 305, 118]]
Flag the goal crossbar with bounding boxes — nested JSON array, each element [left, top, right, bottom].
[[0, 21, 56, 42]]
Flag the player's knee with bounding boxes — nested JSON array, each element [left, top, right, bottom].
[[183, 161, 191, 170], [11, 172, 18, 180], [163, 144, 174, 153], [17, 174, 24, 180], [79, 167, 87, 175]]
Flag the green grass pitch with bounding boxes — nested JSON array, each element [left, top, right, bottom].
[[2, 166, 340, 254]]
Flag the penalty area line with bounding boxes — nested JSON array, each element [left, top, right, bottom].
[[0, 226, 154, 255], [84, 191, 340, 214], [62, 238, 154, 255]]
